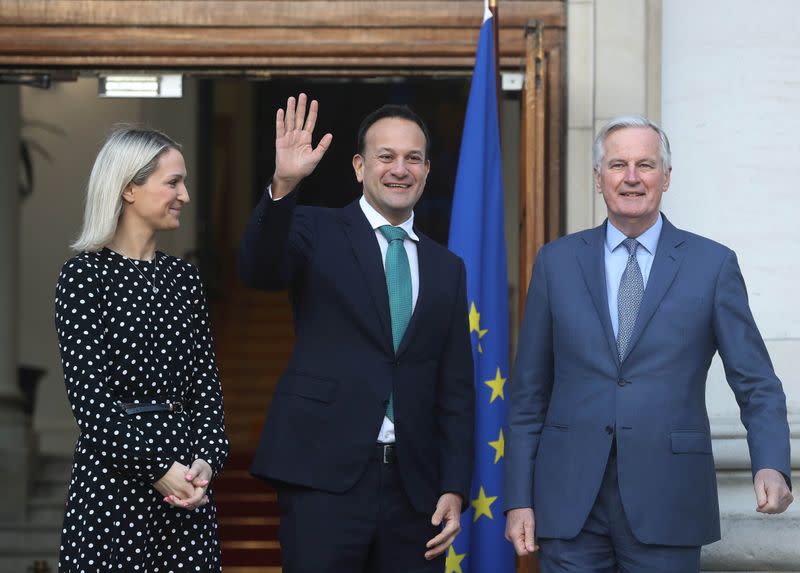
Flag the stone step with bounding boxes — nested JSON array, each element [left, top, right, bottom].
[[0, 521, 60, 553], [31, 482, 68, 503], [31, 474, 70, 501], [27, 497, 66, 525], [36, 454, 73, 478], [221, 540, 282, 567], [30, 454, 72, 501], [219, 516, 280, 541], [216, 492, 278, 519], [0, 555, 58, 572]]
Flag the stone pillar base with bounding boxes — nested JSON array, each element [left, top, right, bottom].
[[702, 471, 800, 571], [0, 398, 33, 522]]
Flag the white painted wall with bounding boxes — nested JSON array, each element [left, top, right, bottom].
[[566, 0, 661, 233], [661, 8, 800, 565], [661, 0, 800, 426], [19, 78, 198, 454]]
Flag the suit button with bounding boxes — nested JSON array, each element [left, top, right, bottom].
[[617, 378, 629, 387], [605, 426, 614, 435], [383, 399, 390, 407]]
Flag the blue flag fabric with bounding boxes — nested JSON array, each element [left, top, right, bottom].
[[447, 10, 514, 573]]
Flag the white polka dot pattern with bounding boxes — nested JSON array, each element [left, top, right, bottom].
[[54, 248, 229, 572]]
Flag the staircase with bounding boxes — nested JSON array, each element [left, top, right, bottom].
[[217, 455, 282, 572], [212, 285, 293, 451], [0, 453, 70, 571], [211, 272, 294, 572]]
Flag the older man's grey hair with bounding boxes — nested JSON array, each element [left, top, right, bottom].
[[592, 116, 672, 173]]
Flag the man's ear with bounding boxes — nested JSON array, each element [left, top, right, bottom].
[[662, 167, 672, 193], [121, 183, 136, 204], [352, 154, 364, 183]]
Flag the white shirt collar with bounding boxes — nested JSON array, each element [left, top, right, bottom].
[[359, 195, 419, 241], [605, 213, 662, 255]]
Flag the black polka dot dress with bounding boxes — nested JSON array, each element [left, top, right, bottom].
[[54, 248, 229, 572]]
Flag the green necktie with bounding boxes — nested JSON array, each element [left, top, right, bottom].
[[378, 225, 413, 423]]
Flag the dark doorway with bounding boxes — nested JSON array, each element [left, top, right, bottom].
[[253, 78, 470, 244], [200, 76, 471, 455]]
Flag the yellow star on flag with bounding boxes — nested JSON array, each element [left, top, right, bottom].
[[488, 428, 505, 463], [445, 545, 466, 573], [471, 486, 498, 522], [484, 367, 506, 403], [468, 302, 489, 353]]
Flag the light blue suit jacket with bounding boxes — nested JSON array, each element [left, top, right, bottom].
[[504, 216, 791, 546]]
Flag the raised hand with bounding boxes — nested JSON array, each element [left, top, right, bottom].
[[272, 92, 333, 199]]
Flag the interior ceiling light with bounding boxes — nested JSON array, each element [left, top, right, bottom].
[[98, 74, 182, 98]]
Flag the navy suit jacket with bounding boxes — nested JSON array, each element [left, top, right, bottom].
[[240, 190, 475, 513], [504, 216, 790, 546]]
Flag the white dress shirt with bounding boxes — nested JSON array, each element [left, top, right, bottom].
[[604, 214, 663, 338], [358, 196, 420, 444]]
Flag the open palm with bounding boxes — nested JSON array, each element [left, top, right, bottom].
[[273, 93, 333, 196]]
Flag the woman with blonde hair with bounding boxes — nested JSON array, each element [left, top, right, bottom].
[[55, 127, 229, 572]]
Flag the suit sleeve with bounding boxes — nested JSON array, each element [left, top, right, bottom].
[[55, 258, 172, 483], [504, 248, 554, 512], [238, 186, 314, 291], [713, 250, 791, 487], [187, 264, 230, 478], [436, 259, 476, 506]]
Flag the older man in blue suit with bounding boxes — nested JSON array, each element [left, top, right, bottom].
[[504, 116, 793, 572], [240, 94, 474, 573]]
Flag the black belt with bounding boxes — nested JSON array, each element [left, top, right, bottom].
[[119, 399, 184, 415], [376, 443, 396, 464]]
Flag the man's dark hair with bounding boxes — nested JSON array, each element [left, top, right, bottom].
[[356, 104, 432, 159]]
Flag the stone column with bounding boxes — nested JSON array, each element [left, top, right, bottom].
[[0, 84, 32, 520], [662, 0, 800, 569]]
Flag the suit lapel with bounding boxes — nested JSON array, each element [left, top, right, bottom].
[[576, 223, 620, 364], [622, 216, 686, 361], [341, 201, 394, 353]]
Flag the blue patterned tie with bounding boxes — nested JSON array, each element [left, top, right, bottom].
[[378, 225, 413, 423], [617, 238, 644, 360]]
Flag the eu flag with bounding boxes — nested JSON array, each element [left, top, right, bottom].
[[447, 4, 514, 573]]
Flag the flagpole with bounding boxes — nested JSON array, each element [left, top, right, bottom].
[[489, 0, 502, 132]]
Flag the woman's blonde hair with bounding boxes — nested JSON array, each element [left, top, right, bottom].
[[71, 127, 181, 252]]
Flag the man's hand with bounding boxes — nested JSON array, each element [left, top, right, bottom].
[[505, 507, 538, 556], [425, 493, 462, 560], [272, 92, 333, 199], [754, 468, 793, 514], [153, 461, 209, 511]]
